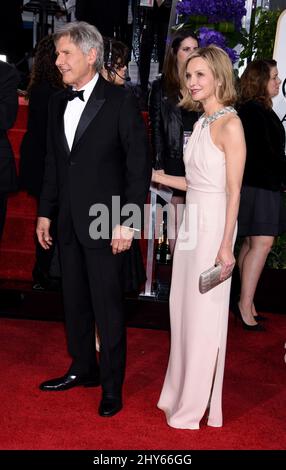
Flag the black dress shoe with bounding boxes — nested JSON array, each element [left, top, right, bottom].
[[253, 314, 267, 321], [232, 304, 265, 331], [98, 397, 122, 417], [39, 373, 100, 391]]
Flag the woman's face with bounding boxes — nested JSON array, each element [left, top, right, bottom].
[[176, 37, 198, 70], [112, 61, 127, 86], [267, 66, 281, 98], [185, 57, 217, 104]]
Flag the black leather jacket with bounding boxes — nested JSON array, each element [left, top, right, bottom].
[[149, 76, 197, 171]]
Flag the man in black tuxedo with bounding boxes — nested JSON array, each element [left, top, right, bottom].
[[0, 61, 19, 239], [36, 21, 150, 417]]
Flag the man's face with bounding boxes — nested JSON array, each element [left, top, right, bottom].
[[55, 35, 96, 89]]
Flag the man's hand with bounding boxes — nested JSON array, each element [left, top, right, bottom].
[[36, 217, 52, 250], [111, 224, 135, 255]]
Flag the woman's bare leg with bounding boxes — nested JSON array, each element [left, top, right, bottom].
[[238, 235, 274, 325], [237, 237, 258, 316]]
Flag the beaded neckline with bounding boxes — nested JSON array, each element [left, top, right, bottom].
[[201, 106, 237, 128]]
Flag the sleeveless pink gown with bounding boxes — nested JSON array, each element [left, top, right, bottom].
[[157, 112, 237, 429]]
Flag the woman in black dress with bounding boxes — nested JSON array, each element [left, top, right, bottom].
[[236, 59, 286, 329], [149, 29, 199, 254], [19, 35, 64, 289]]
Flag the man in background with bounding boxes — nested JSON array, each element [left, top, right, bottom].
[[138, 0, 172, 92], [0, 61, 20, 240]]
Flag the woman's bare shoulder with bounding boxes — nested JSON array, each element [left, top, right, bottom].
[[221, 113, 243, 135]]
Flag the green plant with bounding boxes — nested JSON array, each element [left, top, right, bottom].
[[239, 7, 281, 65], [266, 233, 286, 269]]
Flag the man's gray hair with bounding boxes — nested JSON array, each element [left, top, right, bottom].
[[53, 21, 104, 71]]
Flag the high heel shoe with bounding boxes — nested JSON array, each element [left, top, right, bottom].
[[232, 304, 265, 331]]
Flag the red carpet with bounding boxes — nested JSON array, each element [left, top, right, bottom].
[[0, 314, 285, 450]]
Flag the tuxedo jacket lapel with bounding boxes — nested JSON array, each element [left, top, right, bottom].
[[57, 92, 70, 157], [72, 75, 106, 151]]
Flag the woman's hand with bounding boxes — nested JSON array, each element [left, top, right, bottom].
[[151, 169, 165, 184], [215, 246, 235, 281]]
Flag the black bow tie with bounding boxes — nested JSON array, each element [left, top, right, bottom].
[[66, 88, 85, 102]]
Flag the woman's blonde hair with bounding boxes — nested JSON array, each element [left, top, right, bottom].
[[180, 45, 237, 111]]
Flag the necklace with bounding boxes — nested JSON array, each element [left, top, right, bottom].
[[201, 106, 236, 128]]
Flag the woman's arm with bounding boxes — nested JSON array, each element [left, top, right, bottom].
[[216, 116, 246, 278], [152, 169, 187, 191]]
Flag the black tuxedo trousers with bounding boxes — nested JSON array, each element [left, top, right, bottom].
[[60, 228, 126, 398]]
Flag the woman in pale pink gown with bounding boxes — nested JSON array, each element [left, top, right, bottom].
[[152, 46, 246, 429]]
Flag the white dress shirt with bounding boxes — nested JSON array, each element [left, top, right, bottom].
[[64, 73, 99, 151]]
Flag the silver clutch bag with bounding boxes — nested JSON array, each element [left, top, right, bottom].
[[199, 264, 231, 294]]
